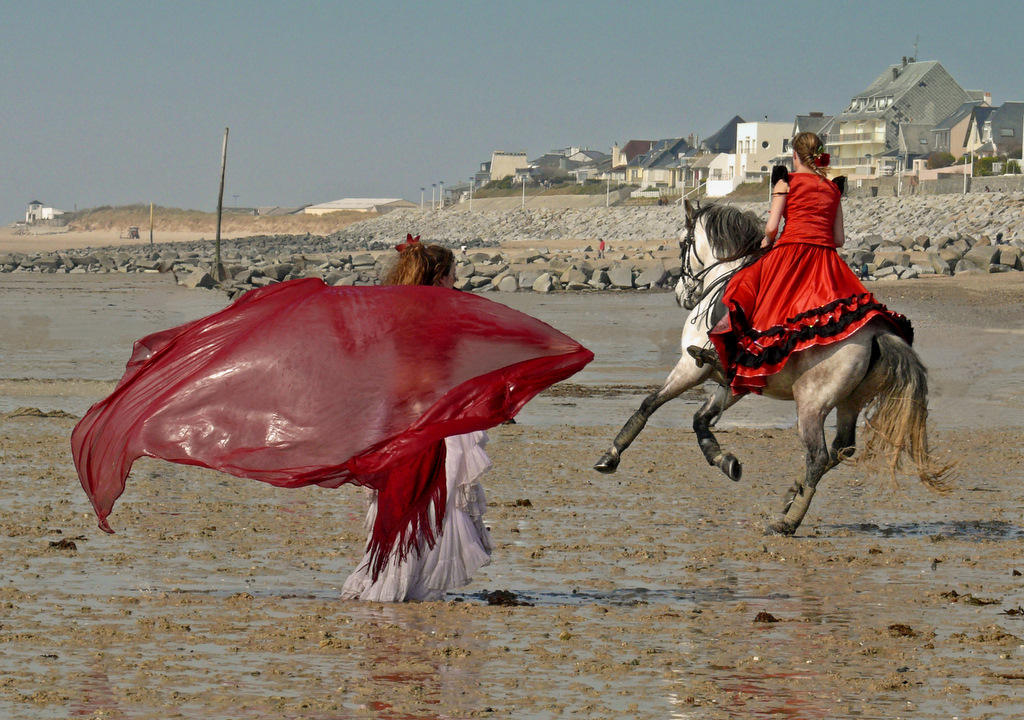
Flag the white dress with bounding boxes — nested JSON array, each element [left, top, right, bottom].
[[341, 431, 492, 602]]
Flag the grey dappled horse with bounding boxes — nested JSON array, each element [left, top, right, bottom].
[[594, 201, 950, 535]]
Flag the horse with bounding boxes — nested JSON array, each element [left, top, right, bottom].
[[594, 200, 950, 535]]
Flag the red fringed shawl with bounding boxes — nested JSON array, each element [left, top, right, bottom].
[[71, 278, 593, 574]]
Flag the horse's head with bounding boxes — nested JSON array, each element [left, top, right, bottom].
[[675, 200, 765, 310], [675, 200, 712, 310]]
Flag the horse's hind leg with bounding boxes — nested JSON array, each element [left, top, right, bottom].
[[777, 404, 856, 521], [693, 385, 743, 481], [828, 403, 859, 470], [768, 406, 830, 536]]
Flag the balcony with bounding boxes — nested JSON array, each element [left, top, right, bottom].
[[827, 132, 886, 144], [830, 156, 877, 169]]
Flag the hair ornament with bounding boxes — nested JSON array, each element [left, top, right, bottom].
[[395, 233, 421, 253]]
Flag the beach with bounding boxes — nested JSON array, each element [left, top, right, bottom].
[[2, 237, 1024, 718]]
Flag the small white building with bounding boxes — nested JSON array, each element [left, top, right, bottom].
[[734, 122, 792, 182], [26, 200, 64, 223], [304, 198, 416, 215], [702, 154, 740, 197], [489, 151, 529, 183]]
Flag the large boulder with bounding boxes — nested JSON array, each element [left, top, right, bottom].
[[962, 245, 1000, 270], [606, 264, 634, 289], [532, 273, 555, 293], [182, 269, 216, 289], [635, 265, 669, 288], [497, 275, 519, 292]]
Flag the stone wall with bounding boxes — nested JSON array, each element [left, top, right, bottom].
[[3, 192, 1022, 295]]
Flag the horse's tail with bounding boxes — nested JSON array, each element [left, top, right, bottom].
[[859, 333, 955, 492]]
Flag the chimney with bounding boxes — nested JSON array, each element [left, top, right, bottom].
[[810, 111, 823, 118], [902, 56, 908, 68]]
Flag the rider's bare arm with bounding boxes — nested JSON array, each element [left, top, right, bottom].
[[762, 179, 788, 248], [832, 203, 846, 248]]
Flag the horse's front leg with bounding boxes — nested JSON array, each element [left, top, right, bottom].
[[594, 355, 711, 473], [693, 384, 744, 481]]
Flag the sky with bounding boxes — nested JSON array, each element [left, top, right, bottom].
[[4, 0, 1021, 224]]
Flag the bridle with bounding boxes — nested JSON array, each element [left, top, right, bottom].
[[677, 209, 766, 323], [677, 218, 734, 315]]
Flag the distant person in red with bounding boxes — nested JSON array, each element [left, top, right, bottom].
[[598, 238, 606, 258]]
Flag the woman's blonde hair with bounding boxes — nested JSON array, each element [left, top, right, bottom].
[[792, 131, 830, 179], [383, 242, 455, 287]]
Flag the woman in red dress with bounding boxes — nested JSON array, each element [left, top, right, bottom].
[[706, 132, 912, 395]]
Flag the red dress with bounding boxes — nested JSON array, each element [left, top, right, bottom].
[[709, 171, 912, 395]]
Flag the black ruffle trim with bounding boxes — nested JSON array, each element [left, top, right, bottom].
[[730, 293, 914, 371]]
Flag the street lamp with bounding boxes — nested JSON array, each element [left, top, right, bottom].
[[521, 172, 526, 209], [431, 183, 436, 210], [420, 187, 425, 211], [439, 181, 444, 209]]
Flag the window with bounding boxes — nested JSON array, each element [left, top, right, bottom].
[[920, 138, 929, 145], [1000, 128, 1015, 137], [761, 140, 769, 149]]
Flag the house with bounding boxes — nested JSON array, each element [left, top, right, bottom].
[[572, 154, 612, 184], [529, 150, 582, 184], [632, 137, 694, 190], [25, 200, 64, 223], [734, 121, 791, 181], [698, 154, 739, 197], [894, 124, 936, 172], [827, 57, 973, 176], [489, 151, 529, 183], [473, 161, 492, 189], [608, 140, 655, 184], [304, 198, 416, 215], [932, 101, 991, 159], [792, 112, 834, 139], [974, 102, 1024, 158], [700, 116, 744, 154]]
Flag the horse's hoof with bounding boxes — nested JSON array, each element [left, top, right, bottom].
[[594, 451, 620, 474], [722, 454, 742, 482], [765, 519, 796, 536]]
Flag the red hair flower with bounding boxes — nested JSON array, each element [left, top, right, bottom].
[[395, 234, 420, 253], [815, 152, 831, 168]]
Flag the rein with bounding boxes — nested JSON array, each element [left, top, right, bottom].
[[679, 210, 766, 327]]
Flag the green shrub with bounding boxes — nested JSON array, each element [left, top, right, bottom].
[[926, 152, 956, 170]]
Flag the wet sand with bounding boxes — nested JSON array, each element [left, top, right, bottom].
[[2, 271, 1024, 718]]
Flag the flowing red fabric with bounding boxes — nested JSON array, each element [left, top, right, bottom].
[[710, 173, 912, 395], [71, 278, 593, 571]]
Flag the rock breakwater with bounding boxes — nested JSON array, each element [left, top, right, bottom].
[[3, 192, 1022, 295]]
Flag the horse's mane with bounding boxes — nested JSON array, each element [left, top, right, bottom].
[[692, 203, 765, 261]]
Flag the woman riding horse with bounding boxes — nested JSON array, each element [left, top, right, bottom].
[[596, 133, 950, 535], [692, 131, 913, 394]]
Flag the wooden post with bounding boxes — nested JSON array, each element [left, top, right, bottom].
[[215, 127, 229, 281], [149, 202, 154, 247]]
